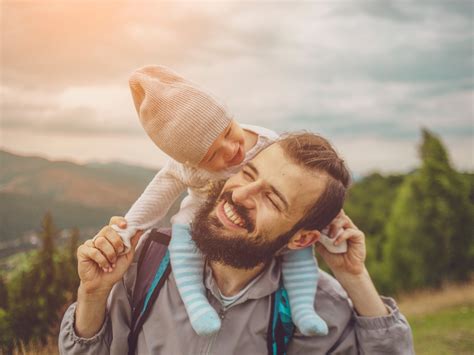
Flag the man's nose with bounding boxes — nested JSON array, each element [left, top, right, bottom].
[[231, 182, 262, 209]]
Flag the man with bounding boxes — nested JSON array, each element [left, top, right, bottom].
[[59, 133, 414, 354]]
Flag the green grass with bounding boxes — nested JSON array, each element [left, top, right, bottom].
[[409, 304, 474, 355]]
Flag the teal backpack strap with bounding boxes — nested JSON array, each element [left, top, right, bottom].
[[128, 229, 171, 355], [267, 285, 295, 355]]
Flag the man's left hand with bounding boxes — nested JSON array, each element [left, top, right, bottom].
[[315, 210, 366, 276]]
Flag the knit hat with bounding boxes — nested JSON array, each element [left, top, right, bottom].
[[129, 65, 232, 165]]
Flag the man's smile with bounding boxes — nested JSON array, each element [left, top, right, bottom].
[[216, 200, 247, 230]]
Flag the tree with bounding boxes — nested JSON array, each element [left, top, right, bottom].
[[8, 213, 67, 346], [57, 227, 81, 300], [345, 172, 405, 261], [0, 275, 7, 310], [384, 129, 473, 292]]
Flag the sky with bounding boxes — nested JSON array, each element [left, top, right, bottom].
[[1, 0, 473, 175]]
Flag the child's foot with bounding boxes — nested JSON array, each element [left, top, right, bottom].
[[297, 311, 328, 336], [189, 308, 222, 336]]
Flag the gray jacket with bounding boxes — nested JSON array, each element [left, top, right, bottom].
[[59, 237, 414, 354]]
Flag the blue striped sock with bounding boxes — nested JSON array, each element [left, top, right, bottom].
[[170, 224, 221, 336], [282, 247, 328, 336]]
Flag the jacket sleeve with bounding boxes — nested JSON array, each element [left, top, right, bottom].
[[288, 272, 414, 354], [354, 296, 414, 355], [58, 237, 145, 354], [58, 302, 113, 355]]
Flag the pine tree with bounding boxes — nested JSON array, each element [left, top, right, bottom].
[[0, 275, 10, 352], [9, 213, 67, 345], [384, 129, 473, 292], [61, 227, 80, 299], [38, 212, 60, 342], [0, 275, 8, 310]]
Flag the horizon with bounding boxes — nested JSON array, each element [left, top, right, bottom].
[[1, 137, 471, 179]]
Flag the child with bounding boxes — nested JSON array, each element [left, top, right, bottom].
[[111, 65, 329, 337]]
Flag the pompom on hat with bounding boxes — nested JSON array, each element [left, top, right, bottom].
[[129, 65, 232, 165]]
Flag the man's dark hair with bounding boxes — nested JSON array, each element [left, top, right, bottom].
[[277, 132, 351, 232]]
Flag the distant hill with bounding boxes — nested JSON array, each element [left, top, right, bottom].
[[0, 150, 183, 257]]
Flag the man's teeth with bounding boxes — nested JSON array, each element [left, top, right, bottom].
[[223, 202, 244, 227]]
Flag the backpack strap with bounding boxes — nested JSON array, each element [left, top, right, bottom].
[[267, 285, 295, 355], [128, 228, 171, 355]]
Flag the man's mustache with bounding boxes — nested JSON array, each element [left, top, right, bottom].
[[218, 191, 255, 233]]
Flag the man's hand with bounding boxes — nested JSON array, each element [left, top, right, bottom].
[[77, 217, 142, 295], [75, 217, 142, 338], [316, 210, 389, 316], [315, 210, 366, 276]]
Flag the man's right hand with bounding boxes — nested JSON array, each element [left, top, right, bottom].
[[77, 217, 143, 295]]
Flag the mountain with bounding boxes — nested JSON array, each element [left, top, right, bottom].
[[0, 150, 182, 257]]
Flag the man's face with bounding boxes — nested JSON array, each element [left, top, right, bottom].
[[192, 143, 329, 269]]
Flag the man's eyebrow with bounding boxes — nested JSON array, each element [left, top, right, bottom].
[[246, 162, 289, 210]]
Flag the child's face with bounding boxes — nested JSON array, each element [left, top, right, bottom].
[[198, 120, 246, 172]]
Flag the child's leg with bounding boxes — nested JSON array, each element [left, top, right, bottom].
[[169, 224, 221, 336], [282, 247, 328, 336]]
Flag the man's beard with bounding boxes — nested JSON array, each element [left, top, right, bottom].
[[191, 180, 298, 269]]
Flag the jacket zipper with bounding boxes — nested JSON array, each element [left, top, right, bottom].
[[204, 308, 226, 355]]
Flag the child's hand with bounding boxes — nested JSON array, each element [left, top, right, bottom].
[[109, 215, 128, 231]]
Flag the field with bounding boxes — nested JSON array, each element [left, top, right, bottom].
[[399, 282, 474, 355]]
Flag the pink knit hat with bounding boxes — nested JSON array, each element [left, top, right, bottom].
[[129, 65, 232, 165]]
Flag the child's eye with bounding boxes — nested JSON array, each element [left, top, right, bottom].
[[242, 170, 253, 180], [225, 127, 232, 138]]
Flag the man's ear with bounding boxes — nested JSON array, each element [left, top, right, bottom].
[[287, 230, 321, 250]]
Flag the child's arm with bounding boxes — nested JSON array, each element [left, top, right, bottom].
[[114, 159, 188, 253]]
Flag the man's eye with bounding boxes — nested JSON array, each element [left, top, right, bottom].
[[267, 194, 280, 210]]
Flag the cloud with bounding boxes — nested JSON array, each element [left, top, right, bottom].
[[364, 39, 473, 83], [1, 1, 472, 173], [1, 1, 226, 89], [1, 84, 141, 135], [334, 1, 419, 22]]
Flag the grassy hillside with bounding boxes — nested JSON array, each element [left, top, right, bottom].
[[399, 282, 474, 355], [410, 305, 474, 354]]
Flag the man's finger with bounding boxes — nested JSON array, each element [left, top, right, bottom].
[[329, 218, 346, 238], [103, 226, 125, 254], [78, 243, 111, 269], [344, 216, 357, 230], [335, 228, 364, 246], [339, 209, 358, 229], [109, 216, 127, 229], [94, 234, 118, 264]]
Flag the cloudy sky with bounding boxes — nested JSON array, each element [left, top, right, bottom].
[[1, 1, 473, 175]]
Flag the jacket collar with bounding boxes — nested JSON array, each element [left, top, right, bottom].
[[204, 257, 282, 307]]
